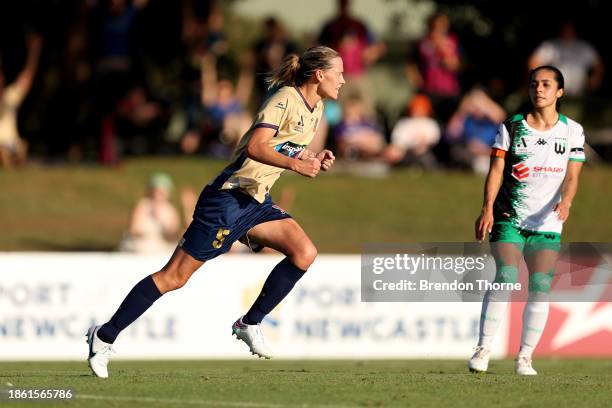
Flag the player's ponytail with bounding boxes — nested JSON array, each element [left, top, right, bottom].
[[266, 54, 301, 89], [266, 46, 339, 89]]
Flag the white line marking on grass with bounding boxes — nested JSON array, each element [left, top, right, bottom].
[[76, 394, 353, 408]]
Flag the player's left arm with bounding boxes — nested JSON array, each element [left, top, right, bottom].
[[553, 161, 583, 222]]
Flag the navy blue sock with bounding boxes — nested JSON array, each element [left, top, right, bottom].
[[243, 258, 305, 325], [97, 275, 162, 343]]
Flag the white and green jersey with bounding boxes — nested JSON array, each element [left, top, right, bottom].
[[492, 113, 586, 233]]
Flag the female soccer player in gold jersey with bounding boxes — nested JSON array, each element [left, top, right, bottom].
[[87, 46, 345, 377]]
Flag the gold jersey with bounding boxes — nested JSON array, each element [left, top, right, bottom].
[[210, 86, 324, 203]]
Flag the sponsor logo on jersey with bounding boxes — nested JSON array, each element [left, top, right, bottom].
[[554, 142, 566, 155], [275, 141, 306, 158], [294, 115, 305, 133], [512, 163, 564, 180], [512, 137, 529, 154], [532, 166, 564, 173], [512, 163, 529, 180], [274, 101, 286, 109], [530, 165, 565, 178], [536, 138, 547, 146]]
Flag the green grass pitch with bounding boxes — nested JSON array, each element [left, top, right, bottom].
[[1, 359, 611, 407], [1, 158, 611, 251]]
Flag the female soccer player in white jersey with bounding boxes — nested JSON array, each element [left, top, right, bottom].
[[469, 66, 586, 375], [86, 46, 344, 378]]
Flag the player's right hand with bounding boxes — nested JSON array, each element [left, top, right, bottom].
[[298, 149, 316, 160], [294, 158, 321, 178], [475, 209, 494, 242]]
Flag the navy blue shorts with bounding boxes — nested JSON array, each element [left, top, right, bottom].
[[179, 187, 292, 261]]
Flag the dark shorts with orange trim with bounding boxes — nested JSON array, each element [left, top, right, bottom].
[[179, 186, 291, 261]]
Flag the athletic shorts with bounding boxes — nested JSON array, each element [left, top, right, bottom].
[[489, 221, 561, 253], [179, 187, 292, 261]]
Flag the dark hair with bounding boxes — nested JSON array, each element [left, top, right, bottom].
[[528, 65, 564, 111], [427, 12, 449, 30], [265, 46, 339, 89], [264, 17, 278, 30]]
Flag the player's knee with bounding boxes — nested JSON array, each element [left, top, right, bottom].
[[289, 241, 318, 270], [494, 265, 518, 284], [157, 267, 190, 292], [171, 273, 190, 291], [528, 270, 554, 293], [297, 242, 318, 270]]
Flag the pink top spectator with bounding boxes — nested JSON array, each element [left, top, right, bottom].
[[319, 17, 371, 77], [416, 33, 461, 97]]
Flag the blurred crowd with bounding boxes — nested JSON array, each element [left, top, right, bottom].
[[0, 0, 607, 174]]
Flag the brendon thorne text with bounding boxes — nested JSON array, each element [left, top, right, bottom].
[[372, 280, 521, 292]]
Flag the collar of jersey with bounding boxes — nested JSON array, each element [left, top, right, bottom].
[[293, 86, 317, 113], [521, 117, 563, 134]]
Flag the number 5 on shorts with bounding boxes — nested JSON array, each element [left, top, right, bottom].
[[212, 228, 231, 249]]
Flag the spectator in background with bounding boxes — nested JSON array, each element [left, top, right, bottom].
[[528, 21, 604, 121], [120, 172, 182, 253], [204, 4, 228, 57], [90, 0, 140, 74], [180, 0, 209, 92], [334, 92, 385, 160], [201, 3, 236, 80], [114, 86, 167, 155], [383, 94, 440, 169], [406, 12, 461, 125], [446, 86, 506, 174], [89, 0, 148, 164], [529, 22, 603, 98], [250, 17, 299, 107], [43, 1, 93, 163], [181, 53, 252, 157], [0, 33, 43, 169], [181, 2, 234, 85], [318, 0, 385, 116]]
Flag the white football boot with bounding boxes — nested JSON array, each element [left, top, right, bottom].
[[468, 345, 491, 373], [515, 355, 538, 376], [86, 325, 115, 378], [231, 317, 273, 359]]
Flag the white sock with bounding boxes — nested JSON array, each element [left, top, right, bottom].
[[519, 296, 549, 358], [478, 289, 510, 348]]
